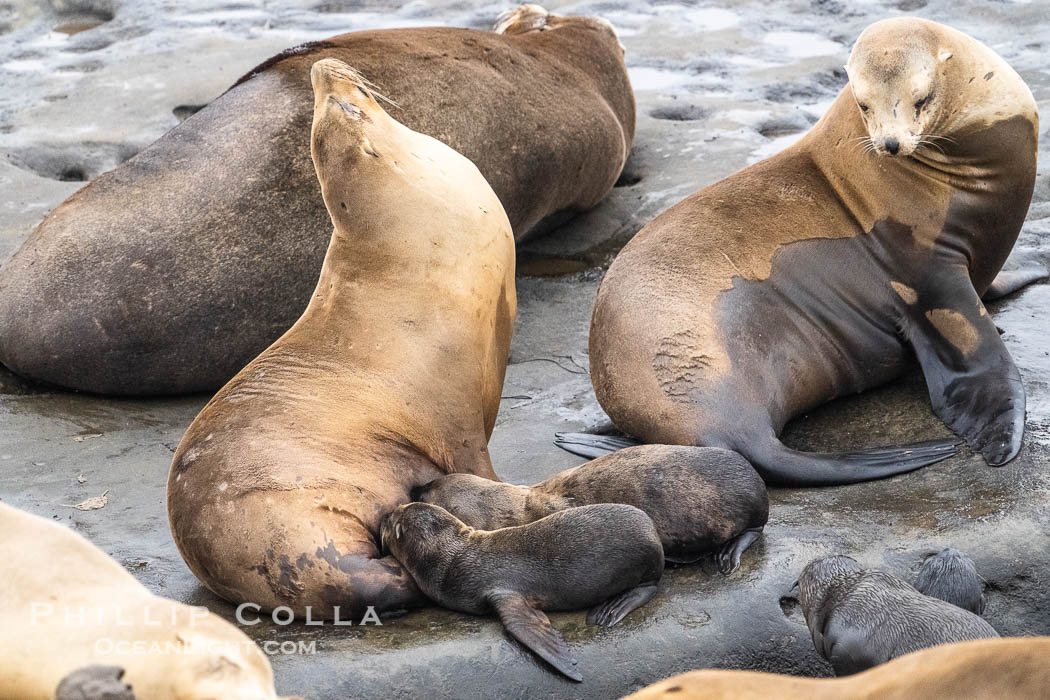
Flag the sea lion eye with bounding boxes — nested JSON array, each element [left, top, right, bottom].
[[915, 95, 929, 110], [858, 103, 869, 112]]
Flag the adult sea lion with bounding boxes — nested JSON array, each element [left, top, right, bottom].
[[0, 504, 292, 700], [623, 637, 1050, 699], [915, 547, 985, 614], [414, 444, 767, 572], [381, 502, 665, 682], [795, 555, 998, 676], [567, 18, 1038, 485], [167, 59, 516, 619], [0, 4, 632, 395]]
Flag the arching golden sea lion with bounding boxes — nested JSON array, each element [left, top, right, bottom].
[[568, 18, 1038, 485], [0, 4, 631, 395], [624, 637, 1050, 699], [167, 58, 516, 618], [0, 504, 294, 700]]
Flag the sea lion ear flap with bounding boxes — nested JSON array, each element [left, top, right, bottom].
[[493, 4, 550, 35], [488, 590, 582, 682], [938, 49, 953, 62]]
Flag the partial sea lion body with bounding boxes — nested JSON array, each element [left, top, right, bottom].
[[583, 18, 1037, 485], [414, 445, 768, 571], [0, 5, 633, 395], [0, 504, 291, 700], [167, 59, 516, 618], [915, 548, 985, 614], [381, 502, 664, 681], [796, 555, 998, 676], [623, 637, 1050, 700]]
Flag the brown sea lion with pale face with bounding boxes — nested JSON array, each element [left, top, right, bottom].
[[413, 445, 768, 573], [623, 637, 1050, 700], [0, 4, 632, 396], [568, 18, 1038, 485], [381, 502, 664, 682], [166, 58, 516, 619]]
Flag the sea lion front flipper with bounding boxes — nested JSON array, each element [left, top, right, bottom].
[[489, 590, 582, 682], [55, 665, 137, 700], [906, 270, 1025, 466], [716, 527, 764, 575], [585, 582, 660, 627], [982, 263, 1048, 301], [553, 432, 641, 458]]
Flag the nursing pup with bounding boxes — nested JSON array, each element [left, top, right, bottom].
[[795, 555, 998, 676], [915, 548, 985, 615], [414, 445, 768, 572], [574, 18, 1039, 484], [381, 503, 665, 682], [167, 60, 515, 619]]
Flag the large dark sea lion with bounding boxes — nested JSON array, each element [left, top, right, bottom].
[[623, 637, 1050, 699], [0, 504, 292, 700], [0, 4, 632, 395], [167, 59, 516, 619], [381, 502, 665, 682], [414, 444, 768, 572], [569, 18, 1038, 485], [795, 555, 998, 676]]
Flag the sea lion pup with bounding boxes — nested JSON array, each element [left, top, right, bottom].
[[167, 59, 516, 618], [0, 5, 632, 396], [623, 637, 1050, 699], [795, 555, 998, 676], [381, 502, 665, 682], [566, 18, 1039, 485], [413, 445, 768, 573], [915, 547, 986, 614], [0, 504, 293, 700]]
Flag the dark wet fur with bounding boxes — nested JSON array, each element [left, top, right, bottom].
[[916, 548, 985, 615], [797, 555, 998, 676], [55, 666, 136, 700]]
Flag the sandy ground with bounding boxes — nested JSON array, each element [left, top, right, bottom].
[[1, 0, 1049, 697]]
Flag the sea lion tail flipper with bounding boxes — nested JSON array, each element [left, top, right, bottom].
[[585, 583, 660, 627], [553, 432, 641, 458], [907, 271, 1026, 466], [981, 263, 1048, 301], [716, 527, 764, 575], [489, 590, 582, 682], [742, 435, 959, 487], [55, 665, 136, 700]]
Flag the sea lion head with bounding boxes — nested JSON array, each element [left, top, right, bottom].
[[380, 503, 469, 567], [796, 555, 863, 625], [916, 547, 985, 614], [309, 58, 386, 172], [412, 474, 529, 529], [494, 4, 622, 53], [846, 18, 954, 157]]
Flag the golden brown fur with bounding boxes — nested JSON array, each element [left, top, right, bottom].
[[167, 59, 516, 618]]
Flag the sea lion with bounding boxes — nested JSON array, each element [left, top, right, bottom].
[[380, 502, 665, 682], [0, 503, 292, 700], [413, 444, 768, 572], [0, 4, 632, 396], [167, 59, 516, 619], [623, 637, 1050, 699], [795, 555, 998, 676], [915, 547, 985, 614], [567, 18, 1038, 485]]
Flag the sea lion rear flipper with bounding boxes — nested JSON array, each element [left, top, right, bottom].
[[907, 271, 1025, 466], [716, 527, 763, 575], [55, 665, 136, 700], [585, 583, 660, 627], [553, 432, 641, 458], [489, 590, 583, 682], [981, 263, 1048, 301]]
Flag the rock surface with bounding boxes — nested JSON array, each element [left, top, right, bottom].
[[1, 0, 1048, 697]]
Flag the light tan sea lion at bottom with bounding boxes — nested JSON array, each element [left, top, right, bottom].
[[0, 503, 295, 700], [623, 637, 1050, 699]]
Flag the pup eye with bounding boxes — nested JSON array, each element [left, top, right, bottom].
[[914, 96, 929, 110], [858, 103, 869, 112]]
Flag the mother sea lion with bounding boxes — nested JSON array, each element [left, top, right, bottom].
[[414, 445, 768, 572], [0, 504, 293, 700], [167, 59, 516, 618], [381, 502, 665, 682], [623, 637, 1050, 699], [795, 555, 998, 676], [0, 4, 632, 395], [569, 18, 1038, 485]]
